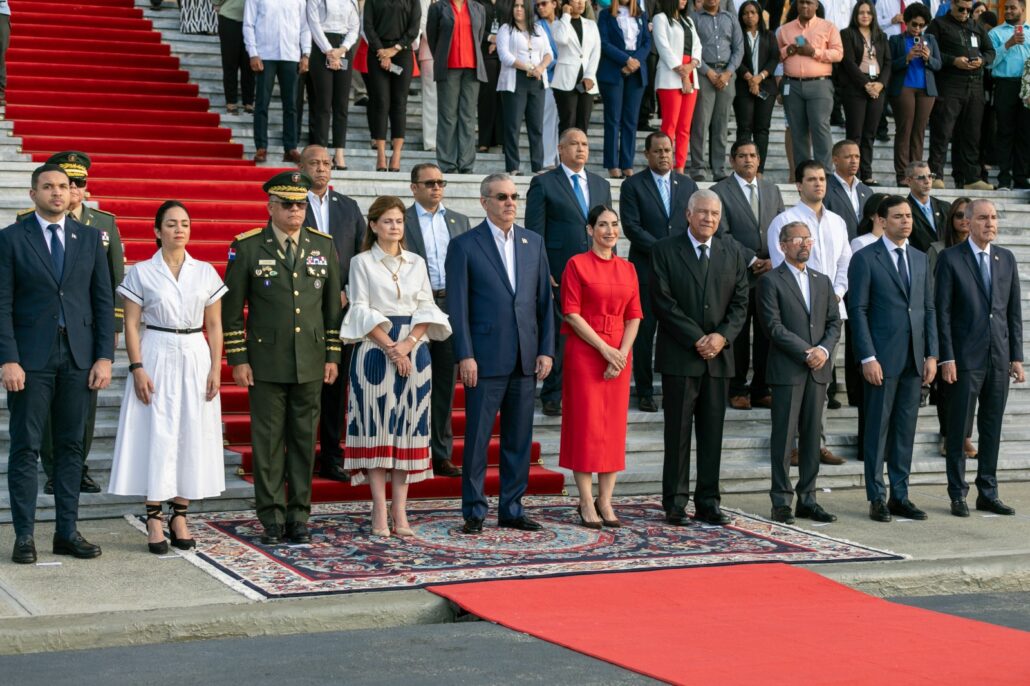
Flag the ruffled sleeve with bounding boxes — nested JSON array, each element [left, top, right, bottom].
[[116, 264, 144, 306], [410, 255, 451, 341], [340, 253, 391, 343]]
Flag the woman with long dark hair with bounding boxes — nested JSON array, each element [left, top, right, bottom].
[[597, 0, 651, 178], [838, 0, 890, 184], [732, 0, 777, 174], [652, 0, 700, 174]]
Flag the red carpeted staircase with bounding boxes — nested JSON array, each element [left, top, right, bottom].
[[6, 0, 564, 502]]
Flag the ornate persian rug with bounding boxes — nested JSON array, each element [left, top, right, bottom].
[[127, 495, 904, 599]]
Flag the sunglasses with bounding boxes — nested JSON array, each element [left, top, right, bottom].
[[70, 178, 87, 188], [272, 199, 309, 209], [417, 179, 448, 188], [487, 192, 520, 201], [908, 21, 926, 28], [954, 5, 972, 12], [782, 237, 815, 246]]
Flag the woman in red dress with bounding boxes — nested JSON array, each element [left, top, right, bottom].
[[559, 206, 642, 529]]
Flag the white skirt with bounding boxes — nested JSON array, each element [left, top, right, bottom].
[[108, 330, 226, 500]]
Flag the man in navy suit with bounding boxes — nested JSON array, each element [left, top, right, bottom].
[[446, 173, 556, 534], [823, 140, 873, 242], [621, 132, 698, 412], [0, 164, 114, 563], [524, 128, 611, 416], [936, 199, 1023, 517], [847, 195, 938, 523]]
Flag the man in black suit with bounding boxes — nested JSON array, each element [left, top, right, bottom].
[[651, 190, 749, 525], [847, 195, 938, 523], [712, 140, 785, 410], [300, 145, 365, 482], [621, 132, 698, 412], [0, 164, 114, 564], [823, 140, 873, 242], [757, 221, 842, 525], [904, 160, 950, 252], [525, 127, 611, 416], [405, 162, 471, 477], [936, 199, 1023, 517]]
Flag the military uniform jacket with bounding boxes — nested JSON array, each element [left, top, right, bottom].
[[17, 204, 125, 332], [222, 223, 343, 384]]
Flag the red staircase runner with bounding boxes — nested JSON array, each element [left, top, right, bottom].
[[6, 0, 563, 501]]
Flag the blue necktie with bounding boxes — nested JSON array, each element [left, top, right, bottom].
[[48, 224, 66, 326], [895, 247, 910, 295], [572, 173, 588, 217], [658, 176, 671, 216], [921, 203, 934, 231], [979, 250, 992, 300]]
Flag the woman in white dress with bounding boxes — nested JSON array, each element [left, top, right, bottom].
[[109, 201, 228, 555], [341, 196, 451, 538]]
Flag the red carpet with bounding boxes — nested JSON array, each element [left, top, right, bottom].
[[430, 564, 1030, 685], [7, 0, 562, 501]]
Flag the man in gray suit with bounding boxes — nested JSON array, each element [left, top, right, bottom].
[[847, 195, 938, 523], [757, 221, 842, 525], [405, 162, 471, 477], [713, 140, 785, 409], [823, 140, 873, 242]]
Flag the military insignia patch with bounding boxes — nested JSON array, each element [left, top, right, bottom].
[[228, 247, 236, 261]]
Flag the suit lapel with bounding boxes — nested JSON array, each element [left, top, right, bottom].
[[642, 172, 668, 220], [587, 172, 607, 216], [553, 168, 586, 219], [405, 205, 427, 258], [259, 223, 293, 271], [727, 178, 759, 231], [678, 236, 704, 288], [777, 265, 809, 313], [874, 241, 908, 300], [23, 218, 60, 283], [60, 220, 82, 286], [473, 224, 516, 296], [962, 242, 992, 303]]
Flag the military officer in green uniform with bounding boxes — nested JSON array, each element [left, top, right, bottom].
[[17, 151, 124, 495], [222, 171, 343, 545]]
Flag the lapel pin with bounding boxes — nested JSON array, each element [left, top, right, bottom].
[[70, 233, 77, 239], [521, 238, 528, 244]]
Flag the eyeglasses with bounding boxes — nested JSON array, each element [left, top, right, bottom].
[[70, 178, 87, 188], [417, 179, 448, 188], [911, 173, 937, 182], [487, 192, 520, 201], [782, 237, 815, 246], [272, 200, 309, 209]]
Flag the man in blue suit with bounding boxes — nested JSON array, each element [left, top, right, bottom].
[[0, 164, 115, 563], [446, 173, 556, 534], [847, 195, 938, 523], [936, 198, 1024, 517]]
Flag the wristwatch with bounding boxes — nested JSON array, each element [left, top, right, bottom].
[[128, 362, 144, 372]]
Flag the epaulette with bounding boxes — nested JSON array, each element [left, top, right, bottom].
[[234, 227, 264, 241], [15, 208, 34, 220], [91, 207, 117, 219], [305, 226, 331, 238]]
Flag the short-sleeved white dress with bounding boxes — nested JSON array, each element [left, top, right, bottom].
[[108, 251, 228, 501]]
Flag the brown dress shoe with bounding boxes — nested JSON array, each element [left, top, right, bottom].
[[729, 395, 751, 410], [752, 395, 773, 409], [253, 148, 267, 162], [790, 449, 799, 466], [282, 149, 301, 164], [820, 447, 845, 465], [433, 459, 462, 477], [964, 438, 977, 459]]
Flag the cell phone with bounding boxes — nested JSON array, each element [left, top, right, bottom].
[[914, 35, 922, 45], [1017, 25, 1024, 35], [389, 62, 404, 75], [796, 36, 806, 46], [757, 89, 770, 100]]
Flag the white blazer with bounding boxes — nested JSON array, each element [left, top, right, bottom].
[[652, 13, 702, 91], [550, 14, 601, 94], [496, 23, 554, 91]]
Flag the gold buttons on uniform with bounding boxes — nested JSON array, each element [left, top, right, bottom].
[[295, 308, 301, 314], [294, 290, 299, 296], [293, 273, 298, 278], [295, 327, 301, 333]]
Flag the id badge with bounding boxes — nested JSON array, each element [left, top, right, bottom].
[[869, 63, 877, 78], [783, 82, 790, 96], [971, 35, 979, 48]]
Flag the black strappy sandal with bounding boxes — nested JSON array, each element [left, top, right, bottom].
[[146, 504, 169, 555], [167, 500, 197, 550]]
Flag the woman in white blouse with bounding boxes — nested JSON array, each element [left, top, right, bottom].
[[496, 0, 554, 174], [652, 0, 701, 174], [306, 0, 361, 170], [551, 0, 601, 135], [341, 196, 451, 538], [109, 201, 228, 555]]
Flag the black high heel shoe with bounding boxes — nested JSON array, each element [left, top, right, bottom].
[[595, 498, 622, 528], [167, 500, 196, 550], [146, 504, 169, 555]]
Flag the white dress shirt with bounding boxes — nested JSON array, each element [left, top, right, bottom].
[[307, 189, 332, 235], [768, 203, 852, 319], [36, 213, 66, 253], [307, 0, 361, 55], [833, 172, 861, 219], [849, 232, 879, 255], [875, 0, 903, 38], [561, 163, 590, 209], [823, 0, 856, 30], [488, 219, 517, 290], [785, 260, 831, 358], [687, 229, 713, 259], [616, 6, 639, 51], [883, 234, 910, 278], [244, 0, 311, 62], [496, 24, 554, 91], [416, 203, 451, 291], [968, 235, 992, 280]]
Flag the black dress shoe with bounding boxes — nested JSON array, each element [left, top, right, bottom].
[[43, 479, 53, 495], [638, 396, 659, 412], [12, 535, 36, 564], [951, 499, 970, 517], [869, 500, 892, 522], [285, 521, 311, 543], [976, 496, 1016, 515], [79, 471, 101, 493], [826, 396, 842, 410], [796, 503, 837, 523], [318, 461, 351, 482], [888, 497, 928, 520], [498, 516, 543, 531], [693, 507, 732, 525], [665, 510, 689, 525], [433, 459, 463, 477], [53, 532, 102, 559], [541, 401, 562, 417], [770, 506, 795, 524], [260, 524, 283, 545], [462, 517, 483, 534], [355, 95, 369, 107]]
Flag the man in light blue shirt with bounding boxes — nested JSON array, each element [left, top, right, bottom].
[[989, 0, 1030, 188], [244, 0, 311, 164]]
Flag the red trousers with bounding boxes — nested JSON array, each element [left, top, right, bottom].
[[657, 56, 697, 170]]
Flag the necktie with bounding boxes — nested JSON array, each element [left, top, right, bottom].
[[48, 224, 65, 280], [979, 250, 992, 300], [284, 237, 295, 270], [698, 244, 709, 284], [747, 183, 759, 222], [798, 270, 810, 312], [658, 176, 671, 216], [921, 203, 934, 230], [572, 173, 588, 217], [895, 247, 910, 294]]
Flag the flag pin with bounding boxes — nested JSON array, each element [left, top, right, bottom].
[[522, 238, 528, 244]]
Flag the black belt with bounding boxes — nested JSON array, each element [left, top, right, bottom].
[[148, 325, 203, 334], [707, 62, 728, 69], [786, 75, 829, 82], [433, 289, 446, 299]]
